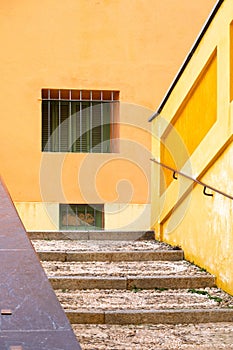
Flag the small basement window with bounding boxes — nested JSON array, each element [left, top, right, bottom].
[[42, 89, 119, 153], [60, 204, 104, 230]]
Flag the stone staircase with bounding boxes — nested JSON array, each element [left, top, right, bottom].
[[30, 231, 233, 350]]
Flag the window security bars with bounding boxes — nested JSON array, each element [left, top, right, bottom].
[[60, 204, 104, 230], [42, 89, 119, 153]]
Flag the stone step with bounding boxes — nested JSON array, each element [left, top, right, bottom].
[[32, 239, 175, 251], [37, 250, 183, 262], [41, 259, 212, 278], [49, 275, 215, 290], [66, 308, 233, 325], [72, 323, 233, 349], [32, 238, 178, 253], [43, 258, 215, 289], [28, 230, 155, 241], [31, 235, 233, 348], [56, 287, 233, 313], [56, 287, 233, 325]]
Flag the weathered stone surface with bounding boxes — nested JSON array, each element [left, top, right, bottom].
[[42, 260, 210, 278], [50, 276, 127, 290], [72, 323, 233, 349], [29, 230, 155, 241], [38, 251, 67, 261], [0, 330, 81, 350], [29, 231, 89, 240], [105, 309, 233, 325], [67, 311, 105, 324], [37, 250, 183, 262], [65, 308, 233, 325], [0, 179, 81, 349], [127, 276, 216, 290], [33, 238, 176, 252], [56, 287, 233, 312], [49, 275, 215, 290], [31, 222, 233, 348]]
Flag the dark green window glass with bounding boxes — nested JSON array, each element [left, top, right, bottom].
[[42, 89, 118, 153]]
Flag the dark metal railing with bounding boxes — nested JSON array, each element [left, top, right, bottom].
[[150, 158, 233, 200]]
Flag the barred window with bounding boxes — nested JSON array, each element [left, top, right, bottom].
[[42, 89, 119, 153], [60, 204, 103, 230]]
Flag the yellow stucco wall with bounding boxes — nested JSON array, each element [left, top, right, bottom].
[[151, 0, 233, 293], [15, 202, 59, 231], [162, 142, 233, 294], [161, 52, 217, 191], [230, 21, 233, 102], [0, 0, 215, 230]]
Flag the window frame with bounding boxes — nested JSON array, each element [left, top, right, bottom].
[[41, 89, 119, 153]]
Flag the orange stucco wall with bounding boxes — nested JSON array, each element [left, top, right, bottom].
[[0, 0, 215, 206]]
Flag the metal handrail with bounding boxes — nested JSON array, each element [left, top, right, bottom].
[[150, 158, 233, 200]]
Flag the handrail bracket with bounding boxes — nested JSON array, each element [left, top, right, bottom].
[[203, 186, 213, 197], [150, 158, 233, 200]]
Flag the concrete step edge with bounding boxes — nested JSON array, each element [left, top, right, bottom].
[[49, 275, 216, 290], [38, 250, 184, 262], [65, 308, 233, 325], [28, 230, 155, 241]]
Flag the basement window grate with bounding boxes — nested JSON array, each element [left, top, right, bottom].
[[59, 204, 104, 230]]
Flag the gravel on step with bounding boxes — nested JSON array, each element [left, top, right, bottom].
[[32, 239, 175, 252], [42, 260, 209, 277], [72, 323, 233, 350], [55, 287, 233, 311]]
